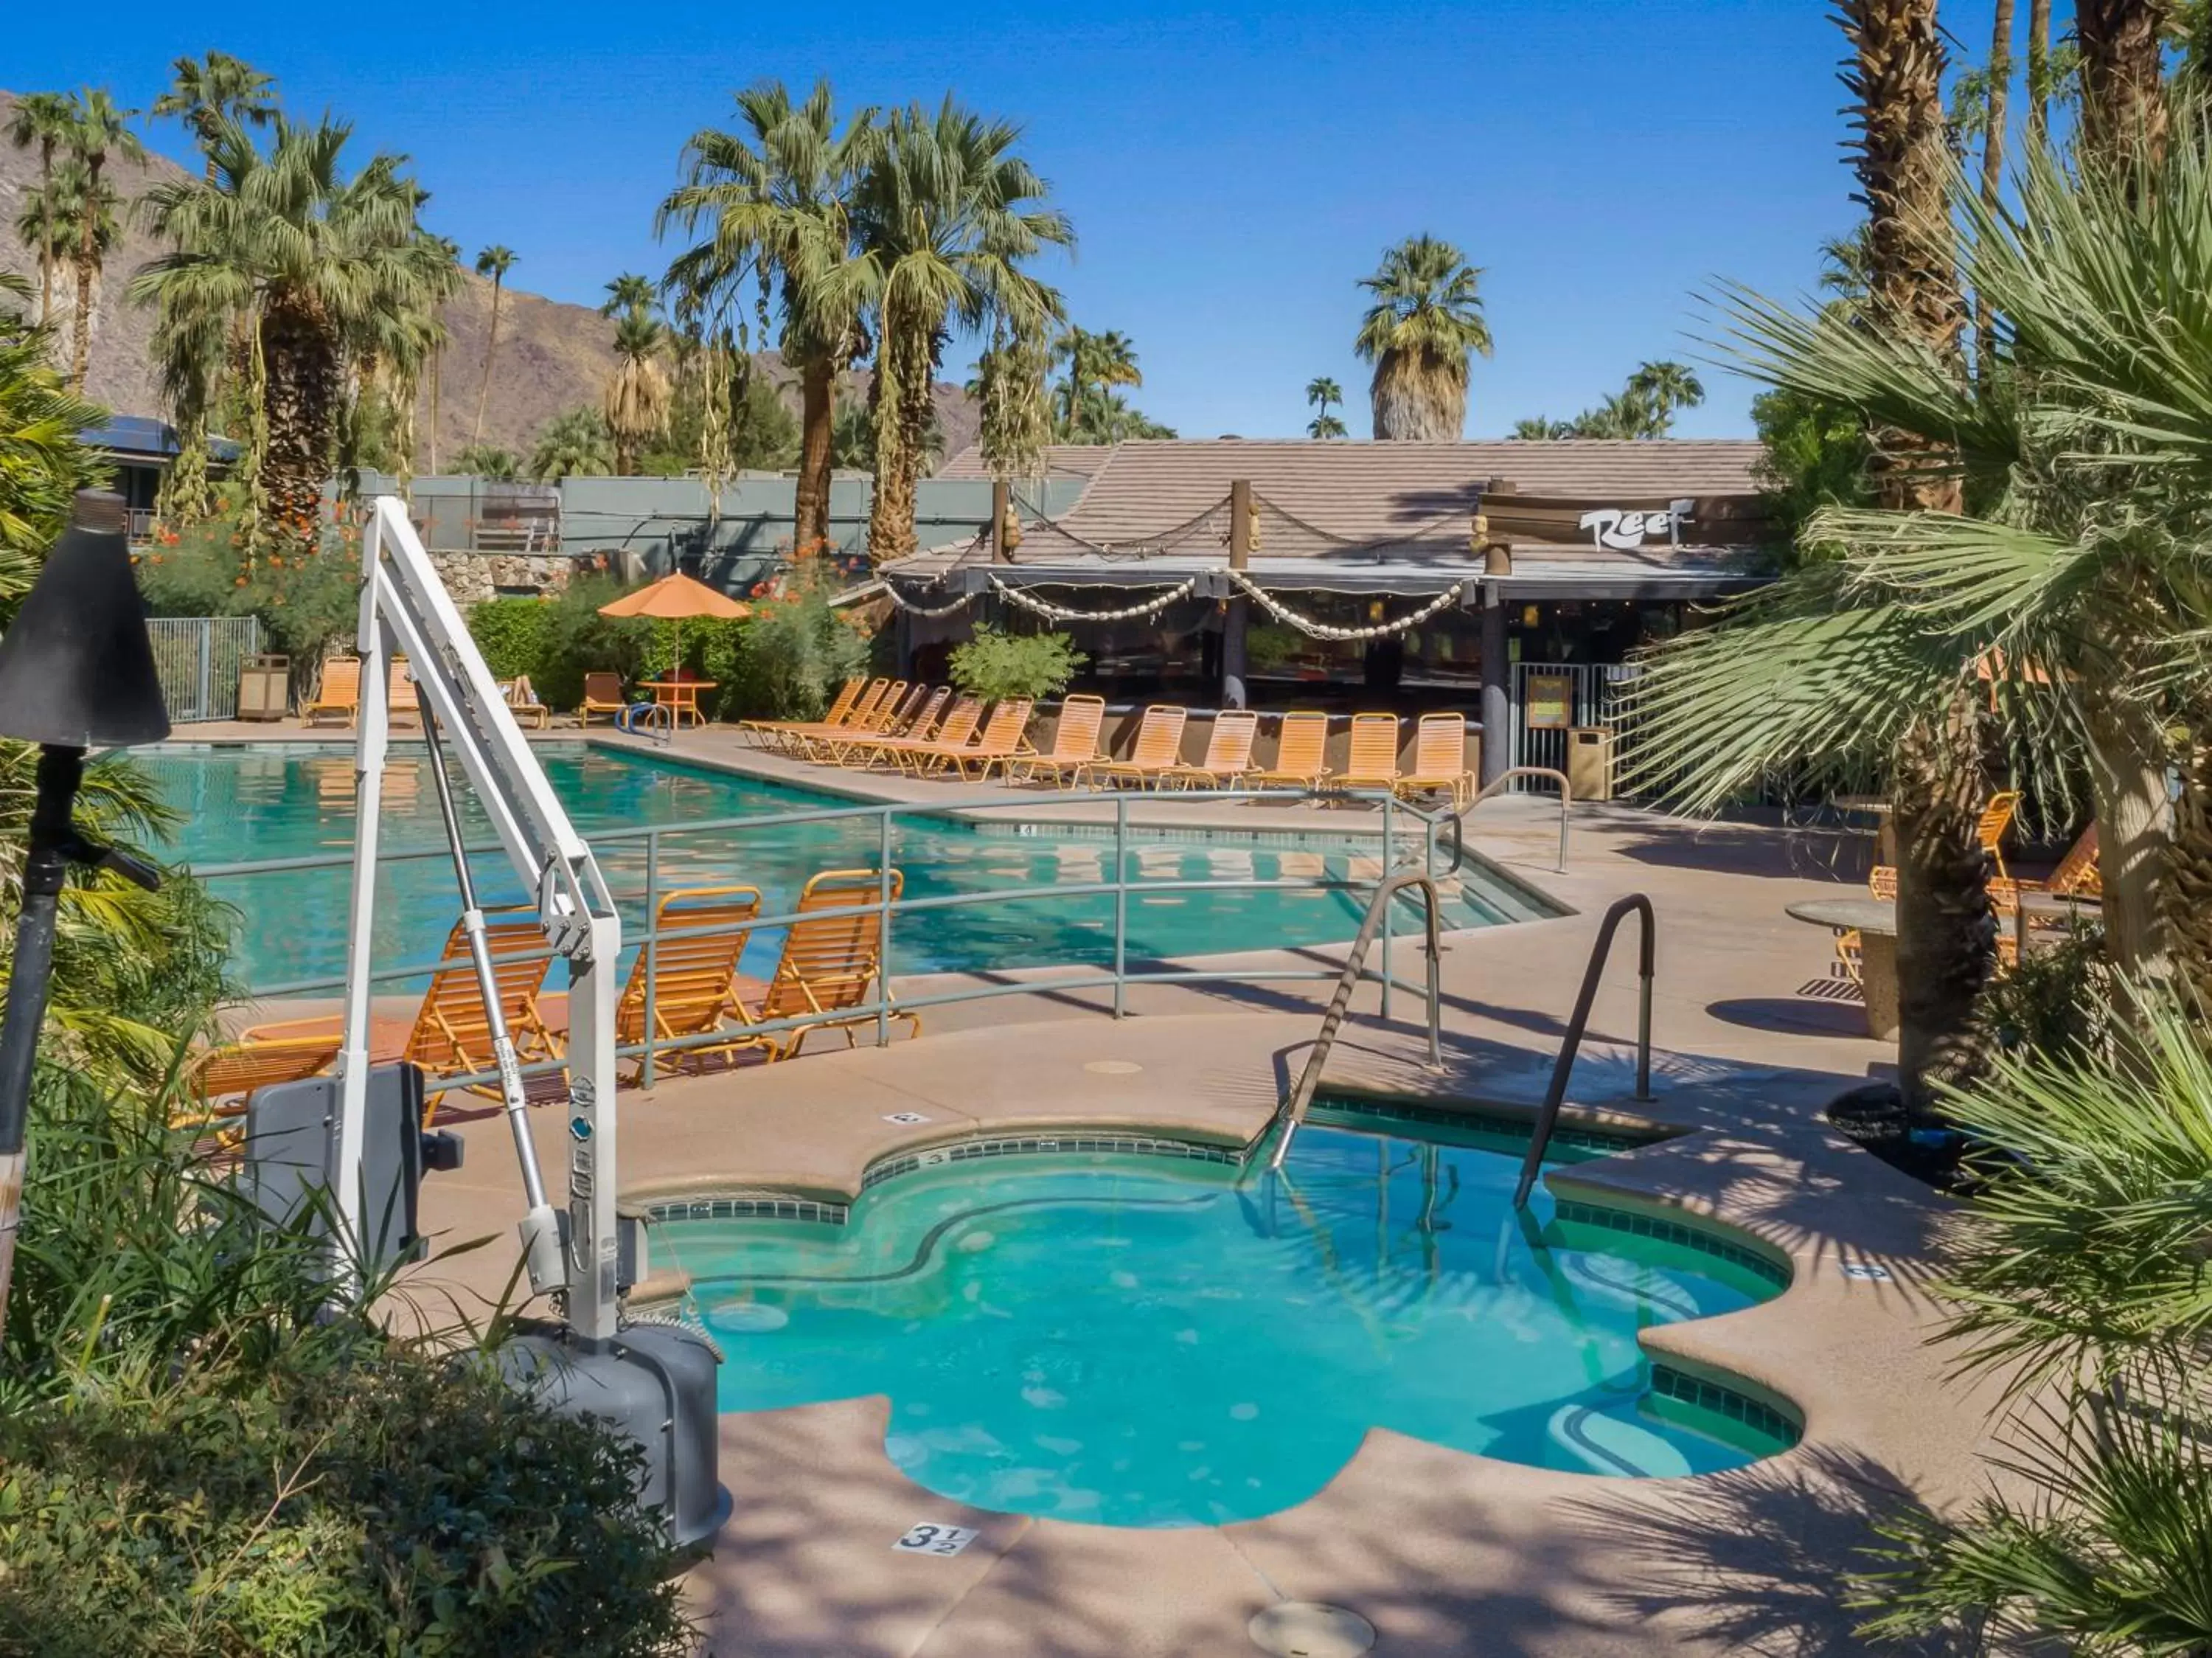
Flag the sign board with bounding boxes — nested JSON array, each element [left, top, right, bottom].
[[1577, 499, 1697, 550], [1525, 673, 1576, 729]]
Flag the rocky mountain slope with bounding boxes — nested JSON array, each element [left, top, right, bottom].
[[0, 89, 978, 466]]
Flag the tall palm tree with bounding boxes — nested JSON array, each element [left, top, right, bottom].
[[1305, 375, 1346, 439], [150, 52, 277, 181], [24, 161, 120, 400], [422, 234, 459, 473], [135, 114, 451, 549], [658, 79, 877, 555], [844, 96, 1071, 561], [1051, 325, 1141, 438], [600, 271, 656, 319], [469, 244, 515, 446], [5, 93, 78, 333], [1976, 0, 2017, 376], [602, 308, 670, 474], [2027, 0, 2053, 138], [63, 89, 143, 393], [2075, 0, 2171, 161], [1354, 235, 1490, 440]]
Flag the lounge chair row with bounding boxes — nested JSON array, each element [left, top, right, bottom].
[[751, 679, 1481, 805], [299, 656, 553, 729], [177, 868, 916, 1136]]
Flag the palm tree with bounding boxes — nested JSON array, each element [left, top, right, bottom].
[[844, 97, 1071, 561], [5, 93, 79, 333], [24, 161, 120, 400], [526, 406, 613, 481], [1305, 375, 1346, 440], [0, 273, 103, 575], [62, 90, 143, 393], [658, 79, 877, 556], [1975, 0, 2017, 375], [150, 52, 277, 181], [1051, 326, 1141, 439], [600, 272, 656, 319], [453, 442, 519, 481], [470, 244, 516, 446], [602, 308, 671, 474], [134, 114, 452, 549], [2075, 0, 2170, 162], [1354, 235, 1491, 440], [422, 235, 459, 473], [2027, 0, 2053, 138]]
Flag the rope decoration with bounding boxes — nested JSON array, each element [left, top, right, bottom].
[[883, 583, 980, 618], [1226, 571, 1467, 641], [988, 572, 1202, 622]]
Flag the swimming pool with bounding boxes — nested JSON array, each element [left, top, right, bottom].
[[139, 743, 1547, 990], [655, 1111, 1795, 1527]]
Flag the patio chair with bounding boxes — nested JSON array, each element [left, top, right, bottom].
[[1166, 708, 1260, 790], [1991, 823, 2100, 904], [1009, 694, 1107, 788], [1332, 713, 1404, 798], [173, 1033, 344, 1145], [501, 674, 551, 730], [828, 686, 948, 768], [764, 678, 892, 756], [580, 672, 627, 726], [800, 681, 909, 760], [934, 697, 1034, 781], [387, 657, 421, 727], [728, 868, 919, 1060], [1249, 710, 1331, 793], [245, 906, 564, 1124], [866, 696, 984, 772], [615, 885, 762, 1081], [1093, 704, 1191, 790], [1977, 789, 2022, 881], [745, 675, 867, 751], [304, 657, 361, 727], [1394, 712, 1475, 808]]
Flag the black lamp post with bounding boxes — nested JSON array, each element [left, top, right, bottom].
[[0, 491, 171, 1346]]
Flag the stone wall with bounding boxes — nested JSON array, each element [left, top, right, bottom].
[[428, 551, 575, 605]]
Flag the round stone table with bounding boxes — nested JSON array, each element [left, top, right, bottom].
[[1786, 897, 1898, 1041]]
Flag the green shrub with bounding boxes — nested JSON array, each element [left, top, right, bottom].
[[708, 569, 872, 721], [533, 575, 655, 710], [467, 596, 552, 681], [948, 625, 1086, 702], [134, 510, 364, 692]]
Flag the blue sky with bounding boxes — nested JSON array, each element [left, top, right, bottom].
[[13, 0, 2016, 440]]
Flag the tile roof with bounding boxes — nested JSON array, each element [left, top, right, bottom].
[[936, 443, 1123, 482]]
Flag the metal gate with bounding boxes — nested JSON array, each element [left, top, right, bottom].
[[147, 617, 263, 722], [1508, 661, 1640, 788]]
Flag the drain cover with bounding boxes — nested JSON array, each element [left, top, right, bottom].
[[1248, 1603, 1376, 1657], [1082, 1059, 1144, 1075]]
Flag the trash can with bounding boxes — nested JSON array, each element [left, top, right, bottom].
[[237, 654, 291, 721], [1566, 726, 1615, 802]]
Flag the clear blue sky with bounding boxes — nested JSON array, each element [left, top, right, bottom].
[[10, 0, 2018, 440]]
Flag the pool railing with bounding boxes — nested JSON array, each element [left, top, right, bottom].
[[189, 784, 1470, 1097]]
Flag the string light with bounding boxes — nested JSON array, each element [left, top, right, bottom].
[[1225, 572, 1467, 642], [987, 573, 1202, 622]]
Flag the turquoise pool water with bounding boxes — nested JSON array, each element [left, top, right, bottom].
[[139, 744, 1540, 990], [661, 1114, 1792, 1527]]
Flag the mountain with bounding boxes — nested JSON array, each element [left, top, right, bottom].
[[0, 89, 979, 468]]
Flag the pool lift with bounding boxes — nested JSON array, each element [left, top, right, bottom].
[[327, 493, 726, 1545]]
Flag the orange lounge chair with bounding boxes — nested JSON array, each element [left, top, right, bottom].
[[1395, 712, 1475, 808], [246, 907, 564, 1123], [801, 681, 911, 760], [768, 678, 894, 757], [1009, 694, 1107, 788], [174, 1033, 345, 1145], [501, 674, 551, 730], [933, 697, 1034, 780], [1977, 789, 2022, 881], [746, 675, 870, 752], [1332, 713, 1403, 797], [1992, 823, 2101, 907], [728, 868, 919, 1059], [387, 657, 422, 727], [616, 885, 762, 1081], [1250, 711, 1331, 792], [304, 657, 361, 727], [1166, 708, 1259, 789], [828, 686, 949, 766], [866, 696, 984, 771], [1093, 704, 1190, 790], [580, 671, 627, 726]]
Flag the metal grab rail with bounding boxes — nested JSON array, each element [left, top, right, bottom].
[[1265, 864, 1447, 1173], [1468, 767, 1573, 873], [1512, 893, 1656, 1209]]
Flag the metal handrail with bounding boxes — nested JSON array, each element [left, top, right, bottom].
[[1469, 767, 1573, 873], [1265, 862, 1446, 1172], [1512, 893, 1656, 1209]]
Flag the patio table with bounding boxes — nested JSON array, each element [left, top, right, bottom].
[[640, 678, 717, 729], [1786, 896, 1897, 1040]]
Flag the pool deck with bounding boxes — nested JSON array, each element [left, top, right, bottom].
[[179, 719, 1990, 1656]]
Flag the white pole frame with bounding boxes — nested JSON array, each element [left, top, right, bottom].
[[337, 495, 624, 1342]]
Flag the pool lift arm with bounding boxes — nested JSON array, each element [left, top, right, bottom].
[[339, 496, 724, 1547]]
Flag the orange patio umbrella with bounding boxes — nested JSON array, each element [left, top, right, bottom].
[[597, 572, 751, 673]]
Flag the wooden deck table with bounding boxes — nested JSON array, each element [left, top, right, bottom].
[[639, 678, 717, 728]]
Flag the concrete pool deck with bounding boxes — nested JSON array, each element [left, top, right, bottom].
[[187, 721, 2008, 1657]]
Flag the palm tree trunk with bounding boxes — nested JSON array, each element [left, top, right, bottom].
[[428, 344, 442, 473], [35, 139, 55, 334], [2082, 677, 2175, 979], [866, 310, 928, 563], [471, 277, 502, 447], [1976, 0, 2016, 378], [260, 295, 341, 550], [2076, 0, 2170, 164], [1845, 0, 1991, 1106], [794, 352, 835, 557], [2166, 715, 2212, 1006], [2027, 0, 2052, 139], [71, 155, 100, 394]]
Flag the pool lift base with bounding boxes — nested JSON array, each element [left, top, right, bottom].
[[333, 493, 723, 1548]]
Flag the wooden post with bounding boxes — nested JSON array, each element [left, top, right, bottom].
[[1477, 482, 1516, 789], [1222, 479, 1251, 710]]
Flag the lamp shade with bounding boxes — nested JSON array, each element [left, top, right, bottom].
[[0, 492, 172, 747]]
